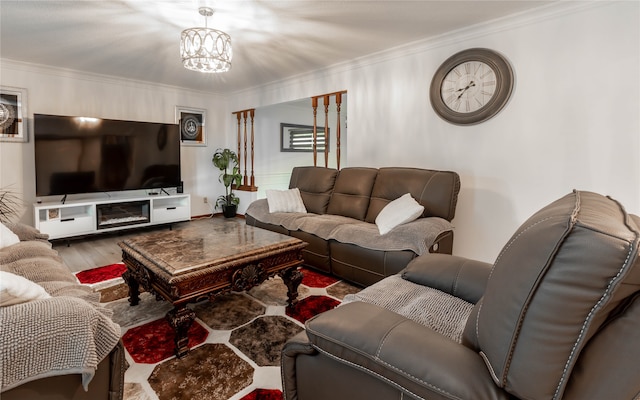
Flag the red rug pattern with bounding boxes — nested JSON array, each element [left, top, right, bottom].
[[241, 389, 283, 400], [300, 267, 339, 288], [286, 295, 341, 324], [75, 262, 126, 284], [122, 318, 209, 364]]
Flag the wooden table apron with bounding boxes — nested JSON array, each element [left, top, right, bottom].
[[120, 239, 306, 358]]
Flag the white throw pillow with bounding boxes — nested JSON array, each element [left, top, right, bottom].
[[0, 222, 20, 249], [375, 193, 425, 235], [266, 188, 307, 213], [0, 271, 51, 307]]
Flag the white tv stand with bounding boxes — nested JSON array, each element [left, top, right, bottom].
[[34, 193, 191, 240]]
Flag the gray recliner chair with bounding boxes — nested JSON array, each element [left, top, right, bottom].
[[282, 190, 640, 400]]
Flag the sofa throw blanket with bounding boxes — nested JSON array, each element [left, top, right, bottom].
[[0, 296, 121, 392], [343, 274, 473, 343], [246, 199, 453, 255]]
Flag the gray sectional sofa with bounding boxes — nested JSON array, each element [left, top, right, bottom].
[[245, 166, 461, 287]]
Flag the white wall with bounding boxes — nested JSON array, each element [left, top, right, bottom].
[[2, 2, 637, 264], [229, 2, 640, 263], [0, 61, 229, 222]]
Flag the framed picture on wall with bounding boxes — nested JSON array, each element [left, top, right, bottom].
[[0, 86, 28, 143], [175, 106, 206, 146]]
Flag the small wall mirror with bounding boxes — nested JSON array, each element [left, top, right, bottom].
[[280, 123, 329, 152]]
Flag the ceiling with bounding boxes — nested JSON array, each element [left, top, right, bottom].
[[0, 1, 554, 95]]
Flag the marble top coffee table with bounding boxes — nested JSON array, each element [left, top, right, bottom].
[[118, 218, 307, 358]]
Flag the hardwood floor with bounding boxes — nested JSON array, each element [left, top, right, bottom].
[[53, 221, 193, 272]]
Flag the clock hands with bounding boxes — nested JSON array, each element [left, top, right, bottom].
[[456, 81, 476, 99]]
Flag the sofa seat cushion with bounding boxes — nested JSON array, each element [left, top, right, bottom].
[[328, 218, 452, 256], [305, 301, 509, 400], [246, 198, 453, 255]]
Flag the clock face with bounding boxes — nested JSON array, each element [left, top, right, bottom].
[[430, 48, 514, 125], [441, 61, 497, 113]]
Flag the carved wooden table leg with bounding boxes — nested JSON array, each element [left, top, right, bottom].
[[280, 267, 304, 308], [166, 306, 196, 358], [122, 269, 140, 306]]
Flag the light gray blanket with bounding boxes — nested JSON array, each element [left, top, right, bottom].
[[0, 296, 121, 391], [246, 199, 453, 255], [1, 236, 121, 392], [343, 274, 473, 343]]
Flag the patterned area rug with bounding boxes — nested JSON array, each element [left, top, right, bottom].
[[76, 265, 360, 400]]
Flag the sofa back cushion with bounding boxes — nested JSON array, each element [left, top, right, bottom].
[[364, 168, 461, 223], [289, 166, 338, 214], [326, 167, 379, 221], [470, 191, 640, 400]]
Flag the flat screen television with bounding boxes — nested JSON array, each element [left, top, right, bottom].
[[34, 114, 181, 197]]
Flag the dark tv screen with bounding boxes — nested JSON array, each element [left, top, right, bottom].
[[34, 114, 181, 197]]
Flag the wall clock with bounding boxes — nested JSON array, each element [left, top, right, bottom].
[[430, 48, 514, 125]]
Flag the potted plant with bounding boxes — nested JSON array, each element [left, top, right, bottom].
[[0, 186, 21, 224], [212, 148, 242, 218]]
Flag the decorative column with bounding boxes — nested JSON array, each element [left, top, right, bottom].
[[335, 92, 342, 170], [311, 97, 318, 167], [250, 109, 255, 188], [323, 95, 330, 168], [243, 111, 248, 187], [231, 109, 258, 192], [309, 90, 347, 170]]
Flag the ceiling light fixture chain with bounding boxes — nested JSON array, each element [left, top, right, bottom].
[[180, 6, 232, 73]]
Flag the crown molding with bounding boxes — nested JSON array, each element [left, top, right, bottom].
[[0, 58, 224, 98], [231, 1, 604, 101]]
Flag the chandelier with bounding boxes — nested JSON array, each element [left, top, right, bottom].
[[180, 7, 232, 73]]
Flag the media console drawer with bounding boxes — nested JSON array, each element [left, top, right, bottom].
[[152, 196, 191, 224], [39, 214, 95, 239], [153, 205, 190, 224]]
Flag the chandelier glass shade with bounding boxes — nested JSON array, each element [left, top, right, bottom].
[[180, 7, 232, 73]]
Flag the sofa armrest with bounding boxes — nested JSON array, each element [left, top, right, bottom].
[[402, 253, 492, 304], [281, 331, 317, 399], [304, 302, 508, 400]]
